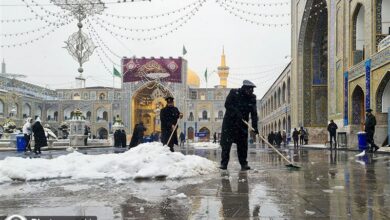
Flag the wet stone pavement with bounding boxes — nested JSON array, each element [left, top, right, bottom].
[[0, 145, 390, 219]]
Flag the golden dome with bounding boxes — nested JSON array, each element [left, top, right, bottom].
[[187, 68, 200, 88]]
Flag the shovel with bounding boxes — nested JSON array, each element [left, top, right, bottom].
[[166, 120, 179, 148], [242, 120, 301, 169]]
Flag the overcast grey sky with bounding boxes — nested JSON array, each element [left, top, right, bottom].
[[1, 0, 291, 98]]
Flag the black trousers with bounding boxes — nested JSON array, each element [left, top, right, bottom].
[[329, 134, 337, 147], [366, 132, 377, 149], [24, 134, 32, 151], [220, 140, 248, 167], [300, 136, 304, 145]]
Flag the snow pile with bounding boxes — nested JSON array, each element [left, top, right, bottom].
[[0, 142, 218, 183], [190, 142, 220, 149]]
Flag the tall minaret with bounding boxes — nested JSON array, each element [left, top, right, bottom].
[[217, 47, 229, 88], [1, 59, 6, 74]]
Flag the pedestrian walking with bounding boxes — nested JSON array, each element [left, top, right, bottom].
[[268, 131, 275, 146], [213, 132, 217, 143], [282, 130, 287, 147], [160, 95, 183, 152], [179, 132, 185, 147], [219, 80, 258, 171], [292, 128, 299, 148], [31, 117, 47, 154], [84, 125, 89, 146], [114, 129, 121, 147], [304, 129, 309, 144], [121, 129, 127, 148], [129, 123, 139, 148], [327, 120, 338, 149], [365, 109, 379, 153], [275, 131, 282, 148], [22, 117, 33, 152], [299, 127, 305, 145]]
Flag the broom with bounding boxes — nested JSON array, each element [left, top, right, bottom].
[[242, 120, 301, 169]]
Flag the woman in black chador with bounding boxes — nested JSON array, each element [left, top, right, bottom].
[[160, 96, 183, 152], [219, 80, 258, 171], [32, 117, 47, 154]]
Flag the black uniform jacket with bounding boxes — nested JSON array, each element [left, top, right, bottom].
[[220, 88, 258, 144]]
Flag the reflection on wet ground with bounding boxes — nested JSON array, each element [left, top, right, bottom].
[[0, 145, 390, 219]]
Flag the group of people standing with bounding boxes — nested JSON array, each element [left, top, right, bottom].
[[22, 117, 47, 155], [292, 127, 309, 148], [266, 131, 287, 147], [114, 129, 128, 148]]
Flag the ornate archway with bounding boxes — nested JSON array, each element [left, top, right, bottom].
[[352, 86, 365, 125], [131, 81, 172, 135], [376, 72, 390, 113], [199, 127, 210, 141], [298, 0, 328, 128]]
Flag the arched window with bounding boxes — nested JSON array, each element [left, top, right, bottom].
[[0, 99, 4, 116], [23, 103, 31, 118], [278, 88, 281, 107], [202, 110, 208, 120], [99, 93, 106, 100], [103, 111, 108, 121], [218, 110, 223, 119], [35, 106, 42, 119], [352, 86, 365, 125], [282, 83, 286, 103], [54, 111, 58, 121], [287, 77, 291, 103], [86, 111, 91, 120], [353, 4, 365, 64], [189, 112, 194, 121]]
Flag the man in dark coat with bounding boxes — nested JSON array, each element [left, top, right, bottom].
[[220, 80, 258, 171], [129, 123, 139, 148], [327, 120, 338, 149], [292, 128, 299, 148], [365, 109, 379, 152], [121, 129, 127, 148], [32, 117, 47, 154], [114, 129, 121, 147], [136, 122, 146, 145], [268, 131, 275, 146], [160, 95, 183, 152], [84, 125, 89, 146]]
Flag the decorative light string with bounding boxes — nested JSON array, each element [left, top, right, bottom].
[[217, 1, 290, 27], [1, 0, 151, 7], [1, 13, 72, 37], [102, 0, 201, 20], [85, 23, 122, 67], [91, 1, 205, 41], [20, 0, 71, 25], [85, 20, 123, 59], [221, 1, 290, 17], [1, 18, 72, 48], [1, 17, 41, 23], [94, 1, 204, 33], [93, 44, 119, 78], [27, 0, 69, 20], [219, 0, 289, 7]]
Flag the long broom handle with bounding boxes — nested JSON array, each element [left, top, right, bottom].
[[166, 120, 179, 146], [242, 120, 293, 164]]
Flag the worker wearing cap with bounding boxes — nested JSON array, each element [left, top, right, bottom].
[[160, 95, 183, 152], [220, 80, 259, 171], [365, 108, 379, 153]]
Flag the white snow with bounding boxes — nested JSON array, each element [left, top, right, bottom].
[[190, 142, 220, 149], [0, 142, 217, 183], [304, 210, 315, 215]]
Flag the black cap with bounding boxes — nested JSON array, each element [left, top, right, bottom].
[[165, 95, 174, 101], [366, 108, 373, 113]]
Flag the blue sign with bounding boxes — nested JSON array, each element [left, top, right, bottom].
[[195, 132, 208, 137], [365, 59, 371, 109]]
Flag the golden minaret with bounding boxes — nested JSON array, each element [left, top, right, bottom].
[[217, 47, 229, 88]]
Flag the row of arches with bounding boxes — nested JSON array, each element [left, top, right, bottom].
[[0, 101, 42, 119], [187, 110, 224, 122], [260, 77, 290, 118], [262, 116, 291, 137]]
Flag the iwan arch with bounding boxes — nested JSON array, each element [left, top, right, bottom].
[[291, 0, 390, 145]]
